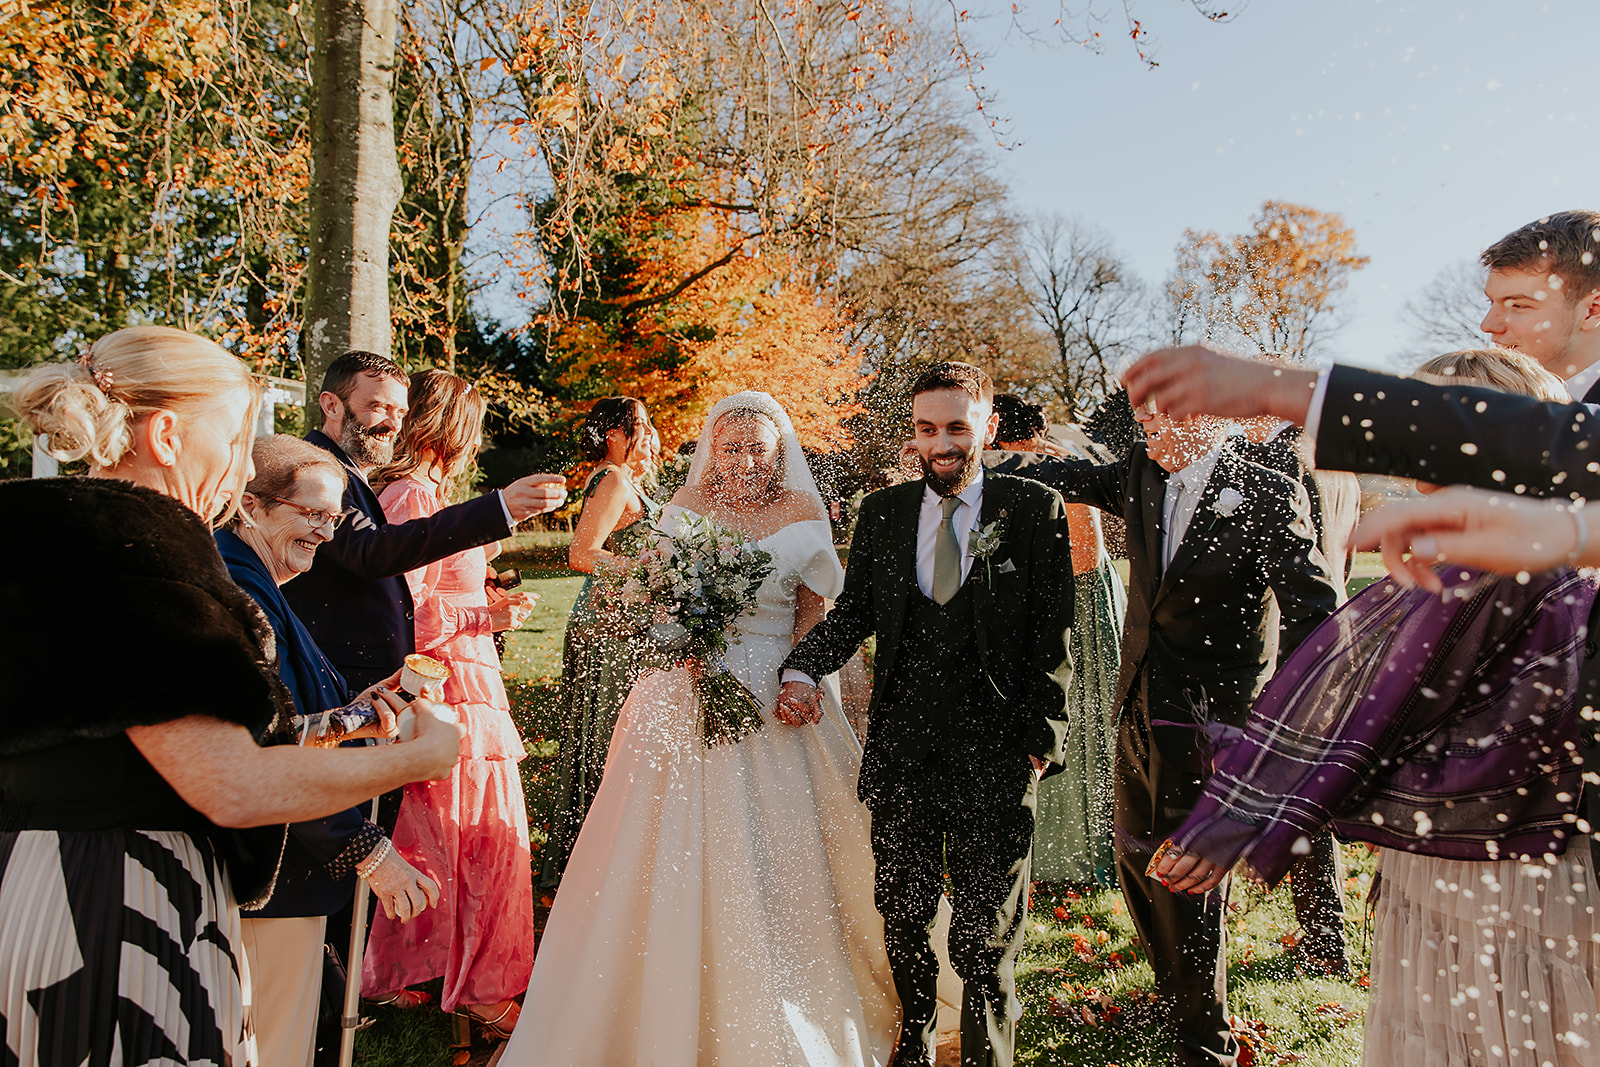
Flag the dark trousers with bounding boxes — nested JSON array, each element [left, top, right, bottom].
[[869, 753, 1036, 1067], [1113, 694, 1238, 1067], [1288, 831, 1348, 967]]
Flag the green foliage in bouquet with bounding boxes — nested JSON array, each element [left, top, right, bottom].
[[603, 510, 777, 746]]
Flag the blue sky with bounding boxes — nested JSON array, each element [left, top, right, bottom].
[[959, 0, 1598, 371]]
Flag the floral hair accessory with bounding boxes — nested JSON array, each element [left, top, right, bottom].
[[78, 349, 114, 394]]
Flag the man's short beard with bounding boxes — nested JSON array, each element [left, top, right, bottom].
[[338, 403, 396, 469], [919, 447, 980, 497]]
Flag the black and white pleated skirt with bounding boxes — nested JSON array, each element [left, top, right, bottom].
[[0, 828, 251, 1065]]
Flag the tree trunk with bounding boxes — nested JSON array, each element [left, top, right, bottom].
[[304, 0, 402, 417]]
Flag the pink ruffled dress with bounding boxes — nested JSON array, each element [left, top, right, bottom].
[[361, 478, 536, 1010]]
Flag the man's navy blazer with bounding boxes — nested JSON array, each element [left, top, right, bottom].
[[282, 430, 513, 690]]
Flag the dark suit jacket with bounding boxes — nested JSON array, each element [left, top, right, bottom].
[[784, 474, 1072, 800], [990, 446, 1339, 726], [1230, 428, 1361, 601], [1314, 364, 1600, 499], [283, 430, 513, 687]]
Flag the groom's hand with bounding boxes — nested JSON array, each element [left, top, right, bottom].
[[776, 681, 822, 726]]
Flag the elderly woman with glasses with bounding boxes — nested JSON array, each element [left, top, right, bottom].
[[217, 434, 440, 1067]]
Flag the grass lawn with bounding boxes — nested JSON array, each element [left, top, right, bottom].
[[353, 560, 1375, 1064]]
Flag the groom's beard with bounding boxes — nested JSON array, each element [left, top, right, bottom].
[[919, 446, 980, 497]]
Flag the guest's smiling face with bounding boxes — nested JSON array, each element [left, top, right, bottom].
[[322, 371, 408, 472], [1480, 266, 1600, 377], [241, 466, 346, 584], [912, 387, 997, 496]]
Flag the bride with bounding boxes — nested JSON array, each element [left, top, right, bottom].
[[502, 392, 899, 1065]]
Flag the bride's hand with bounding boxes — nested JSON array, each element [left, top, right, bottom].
[[776, 680, 822, 726]]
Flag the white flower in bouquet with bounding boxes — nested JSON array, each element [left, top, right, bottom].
[[599, 510, 777, 746]]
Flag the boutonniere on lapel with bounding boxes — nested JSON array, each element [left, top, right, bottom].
[[1207, 487, 1246, 531], [968, 510, 1010, 583]]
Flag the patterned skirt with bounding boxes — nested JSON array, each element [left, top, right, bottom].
[[0, 828, 250, 1065]]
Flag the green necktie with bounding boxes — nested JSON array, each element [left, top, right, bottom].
[[932, 496, 962, 605]]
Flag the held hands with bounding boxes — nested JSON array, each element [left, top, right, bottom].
[[503, 473, 568, 522], [1148, 840, 1229, 895], [776, 680, 823, 727], [363, 845, 440, 923]]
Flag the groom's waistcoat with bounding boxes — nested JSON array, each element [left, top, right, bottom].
[[860, 582, 1003, 800]]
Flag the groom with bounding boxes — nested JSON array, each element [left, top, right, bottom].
[[778, 362, 1072, 1067]]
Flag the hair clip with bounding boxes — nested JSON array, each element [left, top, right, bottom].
[[78, 349, 114, 394]]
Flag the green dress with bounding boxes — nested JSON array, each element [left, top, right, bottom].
[[1032, 553, 1127, 885], [540, 470, 658, 887]]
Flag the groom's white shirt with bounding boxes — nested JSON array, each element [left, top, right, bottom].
[[782, 468, 985, 689]]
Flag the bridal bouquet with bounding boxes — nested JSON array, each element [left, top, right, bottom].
[[604, 511, 776, 746]]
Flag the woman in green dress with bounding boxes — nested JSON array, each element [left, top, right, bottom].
[[992, 396, 1127, 886], [1036, 504, 1127, 885], [541, 397, 658, 886]]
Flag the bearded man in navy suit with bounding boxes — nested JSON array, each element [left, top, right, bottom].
[[284, 351, 566, 691]]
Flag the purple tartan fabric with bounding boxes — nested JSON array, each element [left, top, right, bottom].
[[1171, 565, 1598, 886]]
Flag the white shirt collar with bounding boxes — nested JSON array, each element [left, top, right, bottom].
[[1168, 446, 1222, 495], [1566, 358, 1600, 403], [923, 466, 985, 511]]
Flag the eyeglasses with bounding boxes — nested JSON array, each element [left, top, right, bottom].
[[270, 496, 358, 531]]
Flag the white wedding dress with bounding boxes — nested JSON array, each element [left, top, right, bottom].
[[502, 505, 899, 1067]]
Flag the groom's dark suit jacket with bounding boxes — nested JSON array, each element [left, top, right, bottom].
[[990, 446, 1339, 727], [284, 430, 512, 689], [784, 473, 1072, 805]]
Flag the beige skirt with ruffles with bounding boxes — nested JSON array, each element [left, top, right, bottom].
[[1366, 844, 1600, 1066]]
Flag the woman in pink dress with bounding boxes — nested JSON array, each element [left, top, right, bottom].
[[363, 369, 538, 1039]]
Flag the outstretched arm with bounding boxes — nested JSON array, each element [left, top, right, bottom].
[[1122, 348, 1600, 500], [322, 489, 513, 580], [985, 451, 1131, 519], [1122, 346, 1320, 424], [1355, 486, 1593, 591]]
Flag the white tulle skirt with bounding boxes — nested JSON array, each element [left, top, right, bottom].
[[1365, 845, 1600, 1067], [501, 629, 899, 1067]]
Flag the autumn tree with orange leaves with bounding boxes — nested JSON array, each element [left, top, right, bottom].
[[546, 206, 865, 455], [0, 0, 310, 370], [1165, 200, 1369, 363]]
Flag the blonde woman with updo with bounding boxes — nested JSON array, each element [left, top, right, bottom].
[[0, 327, 461, 1065], [363, 369, 538, 1040]]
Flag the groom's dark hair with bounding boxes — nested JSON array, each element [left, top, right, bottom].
[[911, 361, 993, 407]]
